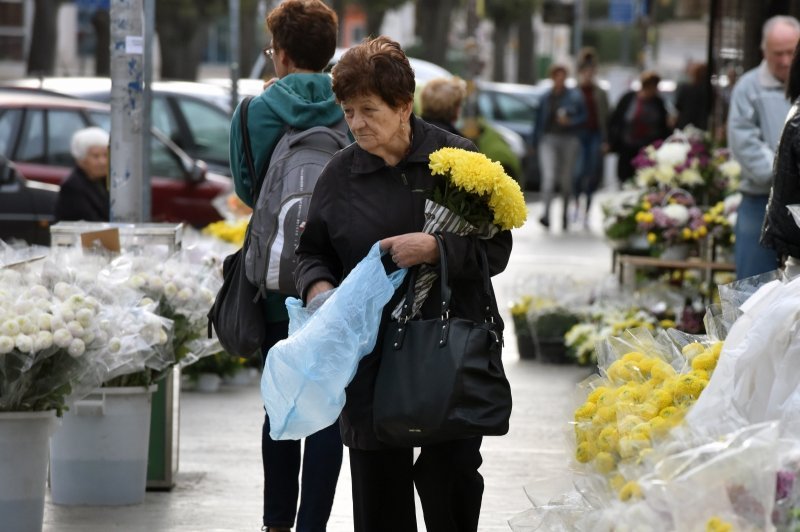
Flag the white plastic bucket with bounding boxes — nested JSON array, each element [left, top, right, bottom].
[[0, 410, 58, 532], [50, 386, 155, 506]]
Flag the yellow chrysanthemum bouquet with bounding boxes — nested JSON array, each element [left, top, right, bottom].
[[392, 147, 527, 318]]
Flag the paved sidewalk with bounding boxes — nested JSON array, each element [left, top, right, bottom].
[[43, 194, 614, 531]]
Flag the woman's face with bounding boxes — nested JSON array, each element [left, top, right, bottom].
[[341, 93, 412, 157], [77, 145, 108, 180]]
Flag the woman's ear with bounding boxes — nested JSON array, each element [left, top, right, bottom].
[[401, 100, 413, 121]]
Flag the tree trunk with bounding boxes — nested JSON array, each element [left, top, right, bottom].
[[330, 0, 347, 45], [416, 0, 454, 67], [516, 13, 536, 84], [156, 9, 205, 80], [27, 0, 61, 75], [239, 0, 260, 79], [91, 9, 110, 76], [492, 20, 510, 81], [365, 7, 386, 38]]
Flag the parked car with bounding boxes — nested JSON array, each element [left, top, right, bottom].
[[473, 80, 548, 190], [0, 91, 230, 227], [1, 78, 233, 176], [0, 155, 59, 245]]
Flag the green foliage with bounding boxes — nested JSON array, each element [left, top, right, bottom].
[[531, 308, 581, 338]]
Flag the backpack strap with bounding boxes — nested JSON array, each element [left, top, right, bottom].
[[238, 96, 263, 202]]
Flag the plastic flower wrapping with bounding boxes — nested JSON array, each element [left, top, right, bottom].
[[105, 247, 224, 370], [0, 247, 173, 414], [632, 127, 739, 204], [391, 147, 528, 319], [510, 269, 800, 531]]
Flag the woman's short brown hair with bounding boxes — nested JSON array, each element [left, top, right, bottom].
[[331, 36, 415, 108], [266, 0, 337, 71], [420, 77, 466, 123], [640, 70, 661, 89]]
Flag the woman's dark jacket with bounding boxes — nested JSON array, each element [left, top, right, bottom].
[[55, 166, 110, 222], [761, 100, 800, 258], [295, 116, 513, 450]]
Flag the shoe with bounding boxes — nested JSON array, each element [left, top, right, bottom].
[[539, 216, 550, 228]]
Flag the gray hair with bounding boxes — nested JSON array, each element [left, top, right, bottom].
[[761, 15, 800, 50], [70, 127, 109, 161]]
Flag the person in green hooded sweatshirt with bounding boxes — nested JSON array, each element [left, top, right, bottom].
[[228, 1, 344, 531]]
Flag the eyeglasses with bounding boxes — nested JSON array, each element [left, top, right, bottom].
[[262, 47, 274, 59]]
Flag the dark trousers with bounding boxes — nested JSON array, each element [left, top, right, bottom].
[[261, 320, 344, 531], [349, 437, 484, 532]]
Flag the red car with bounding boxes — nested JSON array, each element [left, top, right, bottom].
[[0, 91, 231, 227]]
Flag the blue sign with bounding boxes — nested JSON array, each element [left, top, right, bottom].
[[76, 0, 110, 11], [609, 0, 634, 24]]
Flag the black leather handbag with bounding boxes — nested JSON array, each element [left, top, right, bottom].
[[207, 97, 267, 359], [373, 233, 512, 447]]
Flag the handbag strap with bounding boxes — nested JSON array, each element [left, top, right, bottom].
[[239, 96, 264, 202]]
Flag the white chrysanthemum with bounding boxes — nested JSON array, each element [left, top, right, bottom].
[[140, 297, 155, 307], [147, 275, 164, 291], [158, 328, 169, 345], [654, 165, 677, 185], [50, 316, 66, 332], [678, 168, 704, 186], [94, 329, 109, 346], [723, 192, 742, 214], [53, 328, 73, 348], [635, 167, 657, 188], [142, 324, 161, 345], [67, 338, 86, 358], [59, 305, 75, 323], [27, 284, 50, 299], [0, 269, 22, 285], [98, 319, 112, 332], [34, 330, 53, 351], [164, 282, 178, 298], [66, 320, 85, 338], [14, 299, 33, 315], [75, 308, 94, 328], [199, 288, 215, 305], [129, 274, 146, 289], [82, 328, 95, 346], [0, 335, 14, 354], [1, 319, 21, 337], [108, 336, 122, 353], [34, 297, 51, 311], [176, 287, 192, 302], [654, 142, 690, 167], [66, 293, 87, 310], [718, 159, 741, 179], [85, 296, 100, 310], [53, 281, 73, 300], [15, 333, 33, 353], [662, 203, 690, 225], [17, 315, 38, 335]]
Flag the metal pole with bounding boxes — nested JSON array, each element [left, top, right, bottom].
[[142, 0, 154, 221], [109, 0, 145, 223], [572, 0, 583, 56], [230, 0, 240, 114]]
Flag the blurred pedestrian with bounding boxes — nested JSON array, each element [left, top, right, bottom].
[[420, 77, 522, 182], [674, 62, 709, 130], [761, 38, 800, 278], [607, 70, 671, 184], [227, 1, 344, 531], [296, 36, 512, 532], [728, 14, 800, 279], [572, 49, 609, 228], [55, 126, 109, 222], [534, 63, 587, 230]]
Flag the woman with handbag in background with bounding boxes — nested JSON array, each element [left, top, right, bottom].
[[295, 36, 513, 532]]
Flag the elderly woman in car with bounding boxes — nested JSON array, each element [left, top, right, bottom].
[[55, 126, 109, 222]]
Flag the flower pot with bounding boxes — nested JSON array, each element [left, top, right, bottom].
[[660, 243, 691, 261], [195, 372, 222, 393], [50, 386, 155, 506], [0, 410, 57, 532], [222, 367, 251, 386], [516, 333, 537, 360], [535, 337, 571, 364], [628, 233, 651, 251]]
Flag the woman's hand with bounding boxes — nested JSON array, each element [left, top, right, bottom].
[[380, 233, 439, 268], [306, 280, 335, 306]]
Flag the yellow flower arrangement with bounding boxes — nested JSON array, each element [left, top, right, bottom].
[[705, 516, 733, 532], [202, 219, 249, 246], [572, 339, 724, 500], [428, 147, 527, 231]]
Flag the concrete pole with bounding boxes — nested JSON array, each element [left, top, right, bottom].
[[109, 0, 145, 223], [142, 0, 154, 221], [230, 0, 240, 114]]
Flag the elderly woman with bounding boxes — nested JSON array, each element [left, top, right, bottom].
[[295, 36, 512, 532], [55, 126, 110, 222]]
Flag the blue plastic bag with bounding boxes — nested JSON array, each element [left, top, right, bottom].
[[261, 242, 406, 440]]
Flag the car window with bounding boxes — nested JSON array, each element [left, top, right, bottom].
[[17, 109, 45, 163], [152, 96, 178, 140], [477, 92, 495, 120], [150, 134, 184, 179], [87, 111, 111, 130], [493, 93, 535, 124], [0, 109, 22, 157], [173, 97, 229, 162], [47, 110, 89, 166]]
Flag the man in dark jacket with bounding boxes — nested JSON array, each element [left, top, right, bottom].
[[55, 127, 110, 222]]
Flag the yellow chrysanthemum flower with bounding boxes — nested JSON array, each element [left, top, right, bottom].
[[706, 516, 733, 532], [594, 451, 616, 474], [618, 480, 643, 501]]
